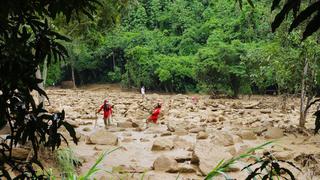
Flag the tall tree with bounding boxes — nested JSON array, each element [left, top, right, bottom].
[[0, 0, 100, 178]]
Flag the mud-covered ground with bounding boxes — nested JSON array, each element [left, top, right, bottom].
[[46, 84, 320, 180]]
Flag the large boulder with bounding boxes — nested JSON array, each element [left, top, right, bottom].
[[191, 140, 232, 175], [211, 131, 234, 146], [151, 138, 174, 151], [238, 130, 257, 140], [264, 127, 284, 139], [85, 129, 118, 145], [173, 136, 193, 150], [153, 155, 178, 172]]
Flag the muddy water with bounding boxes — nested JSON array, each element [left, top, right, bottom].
[[46, 84, 320, 180]]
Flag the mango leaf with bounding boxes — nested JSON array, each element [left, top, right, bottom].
[[289, 1, 320, 32], [302, 11, 320, 40]]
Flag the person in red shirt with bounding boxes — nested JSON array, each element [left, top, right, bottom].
[[146, 103, 161, 128], [97, 99, 113, 127]]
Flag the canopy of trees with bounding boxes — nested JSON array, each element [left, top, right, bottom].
[[49, 0, 320, 98]]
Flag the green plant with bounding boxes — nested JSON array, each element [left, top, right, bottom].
[[106, 67, 122, 83], [0, 0, 100, 178], [205, 141, 274, 180], [51, 147, 120, 180], [56, 148, 81, 178], [243, 151, 301, 180], [205, 141, 302, 180]]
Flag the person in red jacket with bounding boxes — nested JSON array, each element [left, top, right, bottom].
[[146, 103, 161, 128], [97, 99, 113, 127]]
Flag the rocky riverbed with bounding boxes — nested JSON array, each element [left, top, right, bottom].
[[46, 84, 320, 179]]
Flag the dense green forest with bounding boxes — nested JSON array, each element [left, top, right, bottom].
[[47, 0, 320, 97]]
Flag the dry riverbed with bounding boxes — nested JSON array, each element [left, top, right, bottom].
[[45, 84, 320, 180]]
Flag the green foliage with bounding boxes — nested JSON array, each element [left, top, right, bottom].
[[55, 148, 81, 178], [0, 0, 99, 178], [106, 67, 122, 83], [196, 41, 247, 97], [205, 141, 301, 180], [52, 147, 120, 180], [47, 61, 63, 86], [47, 0, 320, 97], [243, 151, 301, 180], [205, 141, 274, 179]]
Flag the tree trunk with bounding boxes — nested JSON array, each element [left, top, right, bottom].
[[112, 51, 116, 71], [35, 66, 45, 106], [42, 58, 48, 87], [299, 58, 308, 127], [71, 64, 76, 89]]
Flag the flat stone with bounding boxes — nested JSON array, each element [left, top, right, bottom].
[[211, 131, 234, 146], [85, 129, 118, 145], [191, 140, 232, 175], [189, 127, 205, 133], [122, 137, 134, 143], [140, 138, 150, 142], [177, 163, 197, 173], [161, 132, 172, 137], [117, 122, 133, 128], [151, 138, 174, 151], [153, 155, 178, 172], [197, 131, 209, 139], [239, 130, 257, 140], [173, 136, 193, 150], [274, 151, 294, 160], [264, 127, 284, 139]]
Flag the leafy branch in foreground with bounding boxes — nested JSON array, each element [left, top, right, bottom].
[[243, 151, 301, 180], [204, 141, 301, 180], [236, 0, 320, 40], [205, 141, 274, 180]]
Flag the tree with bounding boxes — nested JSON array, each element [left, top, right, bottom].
[[0, 0, 99, 178], [196, 41, 247, 98], [237, 0, 320, 40]]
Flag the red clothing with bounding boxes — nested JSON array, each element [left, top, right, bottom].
[[148, 107, 161, 123], [98, 104, 112, 118]]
